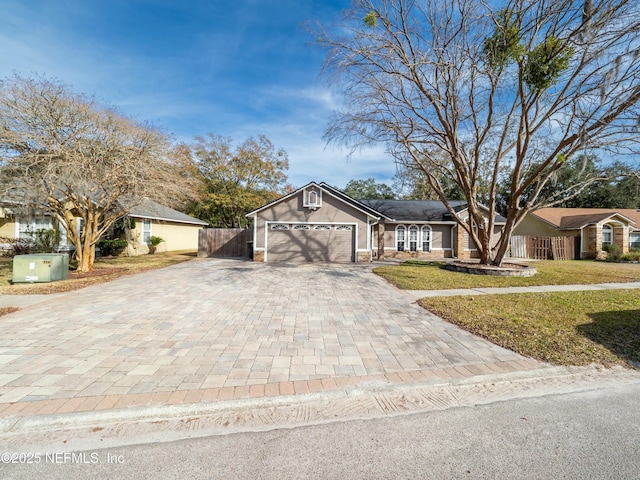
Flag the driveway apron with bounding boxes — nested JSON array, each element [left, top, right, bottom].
[[0, 259, 537, 414]]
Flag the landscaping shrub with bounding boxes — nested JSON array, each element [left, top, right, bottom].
[[0, 236, 35, 257], [29, 228, 61, 253], [602, 243, 622, 261], [620, 248, 640, 262], [97, 239, 128, 257], [147, 236, 164, 254]]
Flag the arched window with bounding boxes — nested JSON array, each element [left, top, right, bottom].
[[396, 225, 406, 252], [421, 226, 432, 252], [409, 225, 418, 252], [602, 224, 613, 246]]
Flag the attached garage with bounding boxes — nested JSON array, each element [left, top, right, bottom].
[[247, 182, 382, 264], [266, 223, 354, 263]]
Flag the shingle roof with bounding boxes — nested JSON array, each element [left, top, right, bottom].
[[532, 208, 639, 230], [358, 199, 507, 223], [127, 199, 208, 226]]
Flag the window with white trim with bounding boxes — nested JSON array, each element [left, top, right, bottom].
[[271, 224, 289, 230], [409, 225, 418, 252], [396, 225, 406, 252], [18, 217, 52, 239], [421, 226, 432, 252], [142, 219, 152, 242], [602, 224, 613, 246], [630, 232, 640, 249]]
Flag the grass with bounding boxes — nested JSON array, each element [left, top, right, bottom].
[[419, 290, 640, 367], [374, 260, 640, 290], [0, 251, 196, 295]]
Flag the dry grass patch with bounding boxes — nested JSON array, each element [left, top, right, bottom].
[[375, 260, 640, 290], [0, 251, 195, 295], [419, 290, 640, 367]]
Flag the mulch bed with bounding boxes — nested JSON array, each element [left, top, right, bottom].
[[68, 268, 128, 279]]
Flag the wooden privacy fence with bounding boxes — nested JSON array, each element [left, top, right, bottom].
[[198, 228, 254, 258], [510, 235, 579, 260]]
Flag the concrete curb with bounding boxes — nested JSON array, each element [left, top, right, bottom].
[[3, 365, 639, 452]]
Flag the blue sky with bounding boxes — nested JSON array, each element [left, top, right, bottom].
[[0, 0, 395, 189]]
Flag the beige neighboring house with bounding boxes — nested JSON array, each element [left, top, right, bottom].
[[245, 182, 507, 263], [514, 207, 640, 258], [0, 199, 207, 255], [125, 199, 208, 255]]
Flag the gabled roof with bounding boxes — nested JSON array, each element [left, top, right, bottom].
[[317, 182, 391, 220], [245, 182, 383, 220], [358, 199, 464, 222], [126, 199, 208, 226], [532, 208, 639, 230], [244, 181, 509, 224], [358, 199, 507, 224]]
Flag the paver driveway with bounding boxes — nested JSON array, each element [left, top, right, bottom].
[[0, 259, 537, 413]]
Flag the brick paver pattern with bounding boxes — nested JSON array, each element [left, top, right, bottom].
[[0, 259, 539, 416]]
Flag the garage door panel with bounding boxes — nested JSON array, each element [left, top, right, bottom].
[[267, 226, 354, 263]]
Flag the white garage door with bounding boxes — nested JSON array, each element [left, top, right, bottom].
[[267, 224, 354, 263]]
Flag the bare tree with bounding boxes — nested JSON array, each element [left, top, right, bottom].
[[0, 76, 191, 272], [318, 0, 640, 265]]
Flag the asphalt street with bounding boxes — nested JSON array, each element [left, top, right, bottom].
[[2, 380, 639, 480]]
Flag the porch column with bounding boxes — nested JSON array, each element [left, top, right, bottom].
[[377, 221, 385, 260], [614, 225, 629, 254], [595, 225, 603, 254], [455, 225, 467, 260]]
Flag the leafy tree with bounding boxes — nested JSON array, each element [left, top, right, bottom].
[[317, 0, 640, 266], [342, 178, 395, 199], [0, 76, 190, 272], [183, 134, 291, 228], [497, 156, 640, 212], [393, 165, 465, 201]]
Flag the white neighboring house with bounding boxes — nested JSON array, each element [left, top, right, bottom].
[[0, 199, 208, 255]]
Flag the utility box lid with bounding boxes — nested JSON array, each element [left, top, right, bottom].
[[12, 253, 70, 283]]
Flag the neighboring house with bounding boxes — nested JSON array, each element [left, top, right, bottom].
[[245, 182, 507, 263], [514, 207, 640, 258], [0, 199, 207, 255]]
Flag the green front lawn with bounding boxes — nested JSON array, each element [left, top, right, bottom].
[[374, 260, 640, 290], [419, 290, 640, 367], [0, 251, 196, 295]]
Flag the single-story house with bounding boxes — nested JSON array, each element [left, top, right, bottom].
[[245, 182, 506, 263], [0, 199, 207, 255], [514, 207, 640, 258]]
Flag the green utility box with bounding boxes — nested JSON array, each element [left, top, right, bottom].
[[12, 254, 70, 283]]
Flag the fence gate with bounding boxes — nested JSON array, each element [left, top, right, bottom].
[[198, 228, 254, 258], [510, 235, 579, 260], [510, 235, 528, 258]]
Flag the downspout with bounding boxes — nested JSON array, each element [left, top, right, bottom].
[[580, 226, 584, 259]]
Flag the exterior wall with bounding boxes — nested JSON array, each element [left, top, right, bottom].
[[382, 222, 454, 259], [513, 215, 561, 237], [0, 217, 16, 237], [128, 219, 202, 255], [254, 189, 370, 255]]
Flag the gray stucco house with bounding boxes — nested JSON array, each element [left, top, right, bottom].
[[246, 182, 506, 263]]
